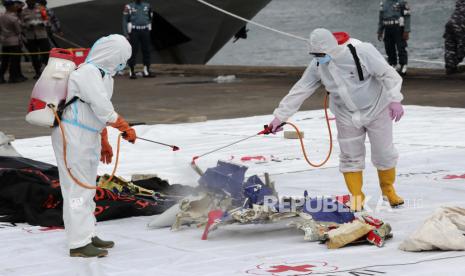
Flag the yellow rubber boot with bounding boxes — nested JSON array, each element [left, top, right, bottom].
[[343, 171, 365, 212], [378, 168, 404, 207]]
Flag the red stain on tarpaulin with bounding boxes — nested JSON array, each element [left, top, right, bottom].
[[267, 264, 315, 273], [444, 174, 465, 180], [39, 226, 64, 231], [240, 156, 266, 162]]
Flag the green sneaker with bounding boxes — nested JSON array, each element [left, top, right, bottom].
[[91, 236, 115, 249], [69, 243, 108, 258]]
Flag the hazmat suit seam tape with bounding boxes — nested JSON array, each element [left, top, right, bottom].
[[85, 37, 105, 63], [61, 102, 99, 133], [61, 119, 99, 133]]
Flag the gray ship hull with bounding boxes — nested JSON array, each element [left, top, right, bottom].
[[52, 0, 271, 64]]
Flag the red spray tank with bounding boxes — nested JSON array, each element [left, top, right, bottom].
[[333, 32, 350, 45], [25, 48, 78, 127], [70, 48, 91, 66]]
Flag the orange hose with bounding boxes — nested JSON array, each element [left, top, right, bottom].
[[286, 94, 333, 167], [52, 107, 121, 189]]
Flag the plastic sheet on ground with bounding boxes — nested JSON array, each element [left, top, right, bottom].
[[3, 106, 465, 276]]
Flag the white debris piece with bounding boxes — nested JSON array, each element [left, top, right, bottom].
[[147, 202, 181, 229], [213, 75, 236, 83], [0, 132, 21, 157]]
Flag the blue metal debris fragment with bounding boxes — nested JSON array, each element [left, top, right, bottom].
[[198, 161, 354, 225], [198, 161, 274, 206], [303, 197, 355, 224], [243, 175, 274, 206]]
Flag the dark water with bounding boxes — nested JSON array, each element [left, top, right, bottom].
[[210, 0, 456, 68]]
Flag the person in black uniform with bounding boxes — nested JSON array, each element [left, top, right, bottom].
[[378, 0, 411, 76], [122, 0, 155, 79]]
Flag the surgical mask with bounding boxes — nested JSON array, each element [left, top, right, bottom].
[[316, 54, 331, 64], [115, 63, 126, 72]]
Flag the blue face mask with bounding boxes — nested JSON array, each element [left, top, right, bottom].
[[316, 54, 332, 65], [115, 63, 126, 72]]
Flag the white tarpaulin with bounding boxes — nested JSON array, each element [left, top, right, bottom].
[[2, 105, 465, 276]]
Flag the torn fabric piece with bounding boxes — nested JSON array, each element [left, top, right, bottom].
[[399, 206, 465, 251]]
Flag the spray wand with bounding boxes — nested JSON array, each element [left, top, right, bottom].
[[135, 136, 180, 151], [190, 123, 286, 175]]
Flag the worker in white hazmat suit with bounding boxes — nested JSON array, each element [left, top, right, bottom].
[[51, 34, 137, 257], [269, 28, 405, 212]]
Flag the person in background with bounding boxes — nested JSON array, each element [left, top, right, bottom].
[[444, 0, 465, 75], [0, 0, 27, 83], [377, 0, 411, 76], [37, 0, 63, 47], [21, 0, 50, 79], [122, 0, 155, 79], [269, 28, 405, 212], [14, 0, 29, 80]]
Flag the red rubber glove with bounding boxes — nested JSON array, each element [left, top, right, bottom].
[[109, 115, 136, 143], [100, 128, 113, 164]]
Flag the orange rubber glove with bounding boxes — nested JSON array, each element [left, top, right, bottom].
[[100, 128, 113, 164], [109, 115, 136, 143]]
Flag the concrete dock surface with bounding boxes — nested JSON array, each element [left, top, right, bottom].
[[1, 64, 464, 139]]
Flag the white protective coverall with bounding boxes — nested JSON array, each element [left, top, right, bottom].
[[274, 28, 403, 172], [51, 35, 131, 249]]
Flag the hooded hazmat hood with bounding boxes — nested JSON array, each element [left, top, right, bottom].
[[308, 28, 343, 57], [85, 34, 132, 76]]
